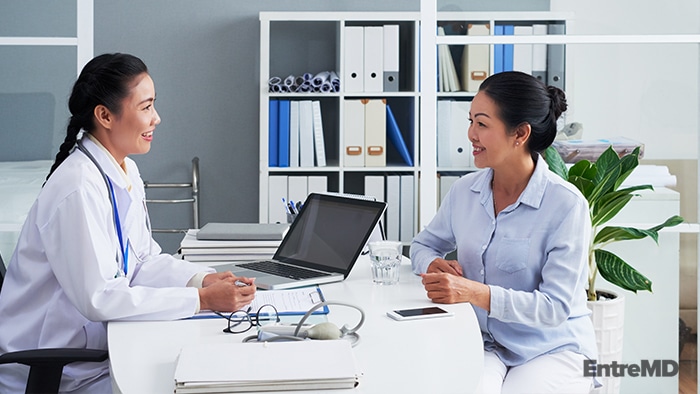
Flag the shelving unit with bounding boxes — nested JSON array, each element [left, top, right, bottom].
[[420, 10, 573, 228], [258, 12, 421, 243], [258, 10, 574, 242]]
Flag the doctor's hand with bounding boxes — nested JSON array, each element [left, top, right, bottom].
[[426, 258, 463, 276], [198, 277, 256, 312], [202, 271, 255, 287], [420, 272, 490, 312]]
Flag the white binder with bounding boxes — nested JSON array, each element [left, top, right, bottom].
[[462, 23, 490, 92], [437, 100, 471, 168], [289, 100, 300, 167], [513, 25, 533, 75], [363, 26, 384, 92], [547, 24, 566, 90], [343, 26, 364, 92], [364, 175, 385, 202], [386, 175, 400, 241], [343, 99, 365, 167], [531, 24, 548, 83], [439, 175, 460, 206], [311, 100, 326, 167], [364, 99, 386, 167], [399, 174, 414, 243], [437, 100, 452, 167], [449, 100, 472, 167], [307, 175, 328, 195], [287, 176, 308, 207], [298, 100, 314, 167], [437, 26, 460, 92], [383, 24, 399, 92], [364, 175, 386, 229], [268, 175, 288, 224]]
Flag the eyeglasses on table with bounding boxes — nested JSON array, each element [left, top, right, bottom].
[[213, 304, 280, 334]]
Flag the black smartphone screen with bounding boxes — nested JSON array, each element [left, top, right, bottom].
[[395, 307, 448, 317]]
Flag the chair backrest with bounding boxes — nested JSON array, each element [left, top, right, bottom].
[[0, 252, 5, 292]]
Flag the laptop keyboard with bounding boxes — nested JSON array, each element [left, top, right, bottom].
[[238, 261, 331, 280]]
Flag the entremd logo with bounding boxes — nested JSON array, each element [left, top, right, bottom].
[[584, 359, 679, 378]]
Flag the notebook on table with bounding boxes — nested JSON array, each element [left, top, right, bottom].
[[215, 193, 387, 290]]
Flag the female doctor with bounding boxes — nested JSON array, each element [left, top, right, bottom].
[[0, 53, 256, 393]]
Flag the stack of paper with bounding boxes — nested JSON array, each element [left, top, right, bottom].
[[621, 165, 677, 188], [174, 341, 360, 393], [179, 229, 280, 263]]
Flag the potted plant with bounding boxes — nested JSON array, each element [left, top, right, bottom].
[[544, 145, 684, 393], [544, 145, 684, 301]]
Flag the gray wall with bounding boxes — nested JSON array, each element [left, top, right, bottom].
[[92, 0, 547, 252], [0, 1, 548, 253]]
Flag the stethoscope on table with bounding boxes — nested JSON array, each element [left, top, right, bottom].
[[76, 138, 154, 277]]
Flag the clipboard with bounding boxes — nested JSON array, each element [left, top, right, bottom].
[[191, 286, 328, 319]]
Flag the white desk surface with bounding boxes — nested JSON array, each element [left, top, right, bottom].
[[108, 255, 484, 393]]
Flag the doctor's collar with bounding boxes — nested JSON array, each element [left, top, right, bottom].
[[84, 133, 133, 192]]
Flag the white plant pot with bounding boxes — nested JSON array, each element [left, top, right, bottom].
[[588, 289, 625, 394]]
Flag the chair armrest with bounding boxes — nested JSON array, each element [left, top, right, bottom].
[[0, 348, 108, 366]]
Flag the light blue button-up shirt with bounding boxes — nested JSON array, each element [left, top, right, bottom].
[[411, 155, 598, 366]]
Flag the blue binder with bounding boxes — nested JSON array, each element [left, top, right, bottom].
[[386, 104, 413, 166], [494, 25, 504, 74], [278, 100, 290, 167], [269, 100, 279, 167], [503, 25, 514, 72]]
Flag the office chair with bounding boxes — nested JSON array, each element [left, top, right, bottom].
[[0, 253, 109, 394]]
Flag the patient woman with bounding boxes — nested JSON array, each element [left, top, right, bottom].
[[411, 71, 598, 393], [0, 53, 256, 393]]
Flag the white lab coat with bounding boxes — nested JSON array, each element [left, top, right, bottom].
[[0, 137, 213, 392]]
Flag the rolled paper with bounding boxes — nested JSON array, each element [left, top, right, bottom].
[[283, 75, 295, 86], [312, 71, 331, 87], [329, 71, 340, 84], [295, 81, 312, 92]]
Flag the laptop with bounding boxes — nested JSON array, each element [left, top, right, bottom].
[[215, 193, 387, 290]]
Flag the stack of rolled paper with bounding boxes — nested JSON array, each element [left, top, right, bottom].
[[269, 71, 339, 93]]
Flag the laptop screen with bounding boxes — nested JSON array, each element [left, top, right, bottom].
[[274, 193, 386, 275]]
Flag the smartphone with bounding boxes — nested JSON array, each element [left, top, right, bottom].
[[386, 306, 454, 321]]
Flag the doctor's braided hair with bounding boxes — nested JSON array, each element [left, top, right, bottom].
[[45, 53, 148, 183], [477, 70, 566, 154]]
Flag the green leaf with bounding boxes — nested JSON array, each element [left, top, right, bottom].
[[568, 175, 595, 198], [614, 148, 641, 188], [646, 215, 685, 232], [592, 194, 634, 227], [594, 215, 684, 246], [595, 249, 652, 293], [588, 164, 621, 206], [594, 226, 652, 245], [593, 146, 621, 183], [544, 146, 568, 180]]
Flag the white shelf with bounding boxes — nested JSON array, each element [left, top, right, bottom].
[[259, 12, 421, 236]]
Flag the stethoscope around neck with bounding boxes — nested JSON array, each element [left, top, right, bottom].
[[76, 138, 130, 277]]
